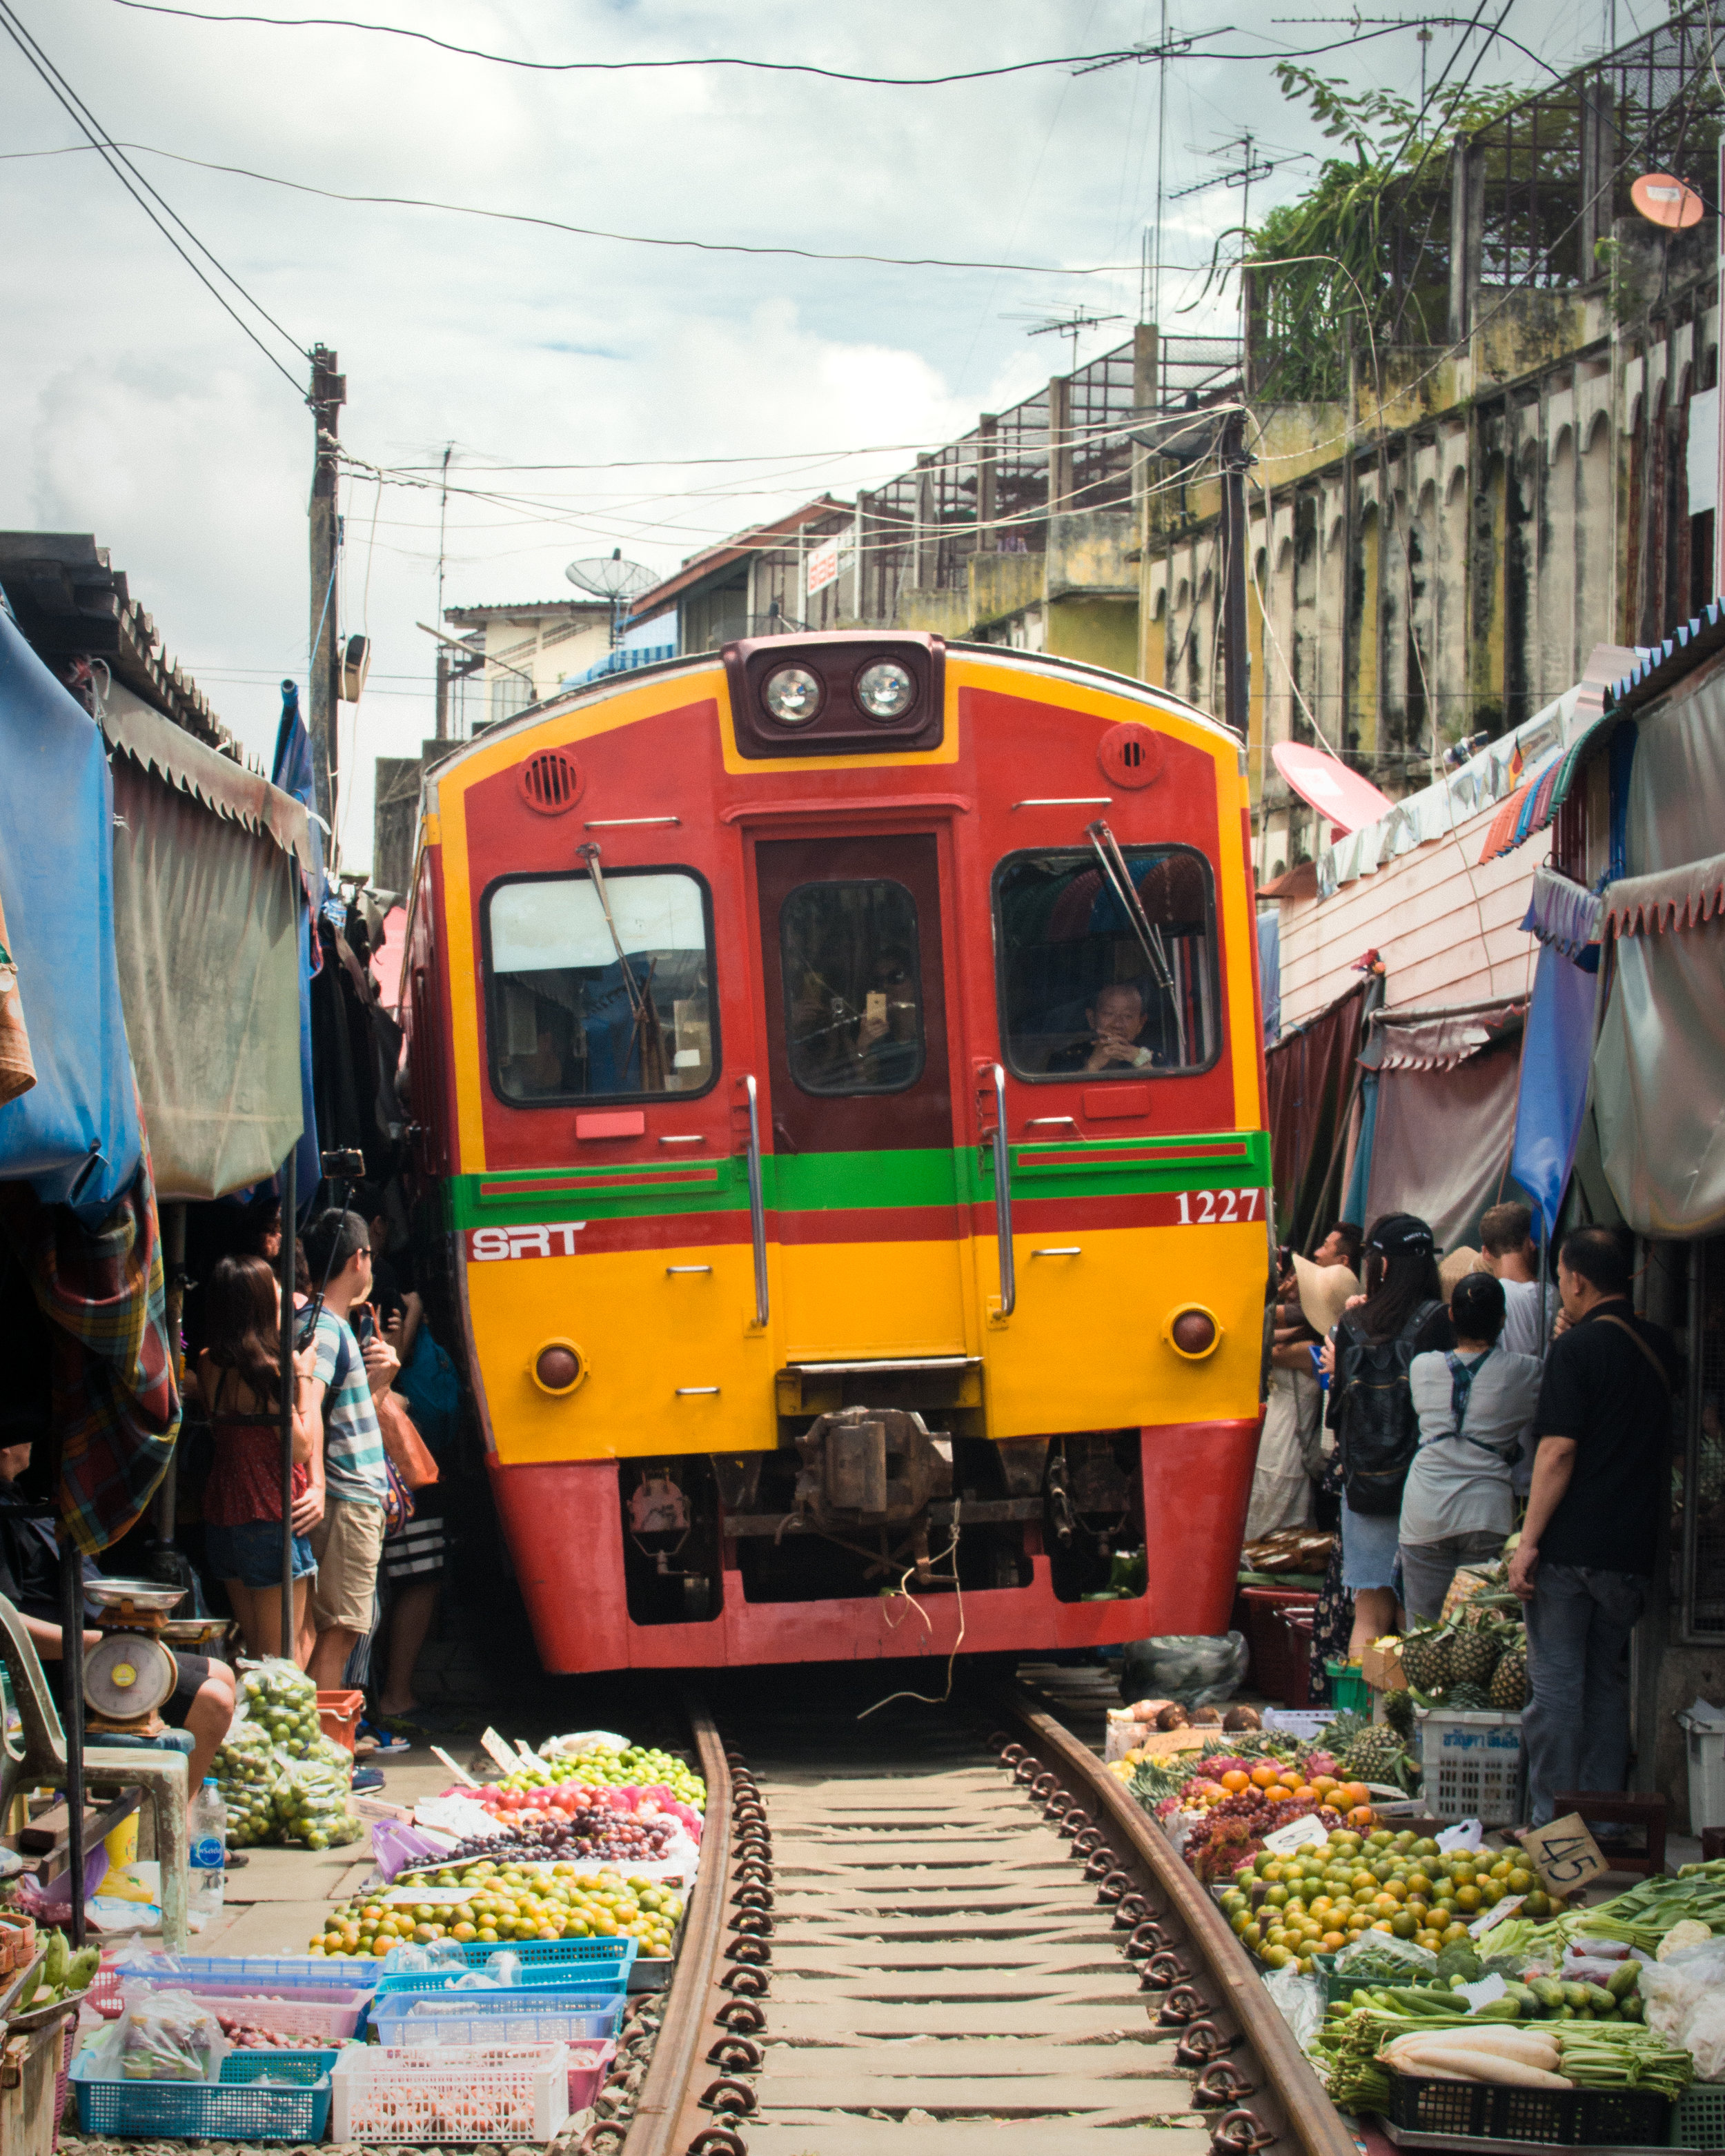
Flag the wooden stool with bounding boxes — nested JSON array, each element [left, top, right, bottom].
[[1552, 1790, 1666, 1877]]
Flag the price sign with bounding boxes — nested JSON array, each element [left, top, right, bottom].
[[1263, 1812, 1330, 1856], [384, 1886, 471, 1906], [1521, 1814, 1609, 1895], [1468, 1893, 1525, 1937]]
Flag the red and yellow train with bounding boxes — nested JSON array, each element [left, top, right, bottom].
[[402, 632, 1270, 1673]]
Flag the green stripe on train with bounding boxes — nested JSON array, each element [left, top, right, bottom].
[[443, 1131, 1270, 1229]]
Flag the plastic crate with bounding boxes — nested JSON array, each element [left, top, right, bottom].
[[316, 1686, 365, 1754], [70, 2049, 333, 2142], [181, 1984, 368, 2041], [1414, 1706, 1524, 1827], [1671, 2082, 1725, 2149], [1238, 1586, 1319, 1705], [388, 2016, 616, 2107], [1681, 1714, 1725, 1836], [331, 2040, 570, 2143], [373, 1984, 625, 2035], [89, 1950, 378, 2017], [1325, 1661, 1372, 1718], [376, 1935, 636, 1991], [1384, 2070, 1670, 2146]]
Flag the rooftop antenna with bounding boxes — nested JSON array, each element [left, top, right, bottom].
[[566, 548, 658, 646], [1002, 306, 1126, 371]]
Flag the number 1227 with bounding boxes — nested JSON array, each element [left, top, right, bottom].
[[1176, 1188, 1263, 1224]]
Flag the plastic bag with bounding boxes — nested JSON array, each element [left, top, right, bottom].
[[543, 1730, 629, 1757], [1119, 1631, 1249, 1708], [1263, 1961, 1325, 2057], [1639, 1936, 1725, 2052], [82, 1987, 229, 2083], [269, 1750, 363, 1850], [1334, 1933, 1438, 1977]]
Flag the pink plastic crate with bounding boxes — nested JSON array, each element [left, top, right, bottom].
[[331, 2041, 571, 2144], [188, 1986, 368, 2041], [567, 2040, 615, 2113]]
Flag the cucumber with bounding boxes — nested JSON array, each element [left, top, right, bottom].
[[1584, 1984, 1617, 2012], [1560, 1982, 1591, 2009], [1530, 1978, 1566, 2008], [1607, 1963, 1640, 2000]]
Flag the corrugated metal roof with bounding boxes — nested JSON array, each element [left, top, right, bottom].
[[624, 495, 852, 625]]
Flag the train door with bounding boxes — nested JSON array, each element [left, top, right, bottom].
[[754, 833, 969, 1361]]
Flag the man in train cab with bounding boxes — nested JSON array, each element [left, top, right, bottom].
[[1047, 981, 1163, 1074], [850, 948, 921, 1087]]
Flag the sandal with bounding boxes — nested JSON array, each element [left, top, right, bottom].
[[358, 1721, 412, 1756]]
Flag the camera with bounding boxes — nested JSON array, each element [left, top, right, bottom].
[[321, 1147, 366, 1178]]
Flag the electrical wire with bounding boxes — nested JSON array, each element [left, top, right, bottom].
[[0, 1, 308, 390]]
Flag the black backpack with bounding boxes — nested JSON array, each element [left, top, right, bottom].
[[1334, 1300, 1443, 1516]]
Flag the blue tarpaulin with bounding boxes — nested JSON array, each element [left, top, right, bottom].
[[0, 606, 141, 1218], [271, 682, 323, 1216], [1510, 940, 1599, 1242]]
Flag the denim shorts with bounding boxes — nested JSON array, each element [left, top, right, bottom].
[[206, 1519, 317, 1589]]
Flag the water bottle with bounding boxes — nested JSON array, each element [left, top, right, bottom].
[[189, 1777, 226, 1927]]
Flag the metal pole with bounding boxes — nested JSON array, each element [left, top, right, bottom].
[[279, 1137, 298, 1662], [59, 1536, 86, 1948], [308, 345, 346, 836], [1219, 409, 1252, 740]]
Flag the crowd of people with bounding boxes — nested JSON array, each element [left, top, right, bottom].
[[0, 1178, 462, 1783], [1250, 1203, 1679, 1829]]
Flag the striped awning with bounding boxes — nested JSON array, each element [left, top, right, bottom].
[[1477, 745, 1566, 862]]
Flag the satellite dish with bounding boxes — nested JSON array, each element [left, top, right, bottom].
[[1630, 172, 1704, 230], [566, 549, 657, 604], [1272, 742, 1397, 837]]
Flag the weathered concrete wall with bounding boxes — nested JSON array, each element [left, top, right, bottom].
[[1047, 596, 1137, 676], [968, 550, 1044, 631], [1046, 511, 1137, 600]]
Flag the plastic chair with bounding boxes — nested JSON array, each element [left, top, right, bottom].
[[0, 1591, 189, 1949]]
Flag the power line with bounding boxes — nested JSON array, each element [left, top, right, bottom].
[[1, 138, 1151, 276], [0, 2, 308, 390]]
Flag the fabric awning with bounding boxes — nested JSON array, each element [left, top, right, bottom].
[[1522, 863, 1604, 967], [1594, 910, 1725, 1237], [1601, 850, 1725, 938], [1359, 998, 1526, 1072], [111, 755, 304, 1203], [0, 608, 141, 1219], [1359, 997, 1526, 1251], [1510, 940, 1599, 1240], [100, 682, 311, 871], [1264, 980, 1370, 1248]]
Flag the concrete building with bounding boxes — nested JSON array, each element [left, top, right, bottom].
[[440, 598, 615, 735]]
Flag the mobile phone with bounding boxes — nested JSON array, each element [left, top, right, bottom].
[[866, 991, 887, 1024], [353, 1305, 376, 1346]]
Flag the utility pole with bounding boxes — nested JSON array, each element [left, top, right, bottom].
[[308, 344, 345, 833], [1218, 408, 1252, 742], [435, 442, 453, 739]]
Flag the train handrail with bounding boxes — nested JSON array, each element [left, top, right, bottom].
[[742, 1075, 769, 1327], [987, 1062, 1016, 1317]]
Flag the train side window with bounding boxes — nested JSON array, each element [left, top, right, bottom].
[[482, 869, 717, 1104], [780, 879, 926, 1095], [994, 846, 1219, 1079]]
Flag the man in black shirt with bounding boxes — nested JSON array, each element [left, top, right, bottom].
[[1510, 1226, 1681, 1825]]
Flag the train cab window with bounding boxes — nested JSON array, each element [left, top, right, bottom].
[[994, 846, 1219, 1078], [780, 880, 926, 1095], [484, 869, 716, 1102]]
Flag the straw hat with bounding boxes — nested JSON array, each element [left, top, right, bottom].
[[1439, 1244, 1486, 1296], [1291, 1256, 1360, 1337]]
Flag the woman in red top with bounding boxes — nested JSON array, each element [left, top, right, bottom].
[[198, 1255, 324, 1661]]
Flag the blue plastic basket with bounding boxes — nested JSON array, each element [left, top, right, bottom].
[[387, 1935, 636, 1978], [382, 1996, 625, 2048], [71, 2050, 333, 2142]]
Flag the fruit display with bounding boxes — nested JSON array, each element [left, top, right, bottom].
[[214, 2017, 349, 2050], [1394, 1587, 1530, 1714], [9, 1929, 99, 2012], [436, 1804, 679, 1868], [1123, 1728, 1337, 1797], [308, 1862, 684, 1958], [1217, 1828, 1559, 1972], [490, 1742, 703, 1808], [213, 1662, 362, 1848]]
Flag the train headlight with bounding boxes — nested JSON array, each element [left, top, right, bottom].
[[1164, 1305, 1221, 1360], [533, 1340, 586, 1395], [855, 659, 915, 720], [762, 665, 822, 725]]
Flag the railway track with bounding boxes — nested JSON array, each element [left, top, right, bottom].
[[609, 1673, 1357, 2156]]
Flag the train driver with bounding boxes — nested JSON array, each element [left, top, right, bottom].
[[1046, 981, 1163, 1074]]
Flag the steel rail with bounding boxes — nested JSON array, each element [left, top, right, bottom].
[[616, 1691, 737, 2156], [992, 1683, 1359, 2156]]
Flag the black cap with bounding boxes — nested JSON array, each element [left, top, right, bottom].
[[1367, 1213, 1436, 1258]]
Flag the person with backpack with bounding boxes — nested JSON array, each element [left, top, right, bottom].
[[1322, 1214, 1455, 1656], [1399, 1272, 1541, 1621]]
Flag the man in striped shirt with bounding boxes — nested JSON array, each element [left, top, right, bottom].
[[300, 1208, 397, 1687]]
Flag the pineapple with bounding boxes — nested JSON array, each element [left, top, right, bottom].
[[1341, 1723, 1413, 1788], [1448, 1619, 1502, 1690], [1490, 1638, 1529, 1710], [1399, 1625, 1453, 1694], [1383, 1687, 1417, 1741], [1446, 1680, 1492, 1710]]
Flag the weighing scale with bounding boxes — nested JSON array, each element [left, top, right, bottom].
[[82, 1579, 186, 1739]]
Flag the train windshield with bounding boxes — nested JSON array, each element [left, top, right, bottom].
[[779, 878, 926, 1096], [484, 869, 715, 1101], [994, 846, 1218, 1078]]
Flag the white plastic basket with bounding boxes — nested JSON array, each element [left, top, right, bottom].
[[330, 2041, 570, 2144], [1414, 1707, 1524, 1826]]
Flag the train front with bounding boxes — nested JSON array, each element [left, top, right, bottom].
[[405, 632, 1270, 1673]]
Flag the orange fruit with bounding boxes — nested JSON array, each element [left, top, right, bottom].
[[1321, 1929, 1347, 1952], [1250, 1763, 1281, 1790], [1347, 1806, 1376, 1829], [1221, 1770, 1251, 1793], [1290, 1786, 1318, 1806]]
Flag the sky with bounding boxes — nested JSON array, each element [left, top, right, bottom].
[[1, 0, 1630, 869]]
